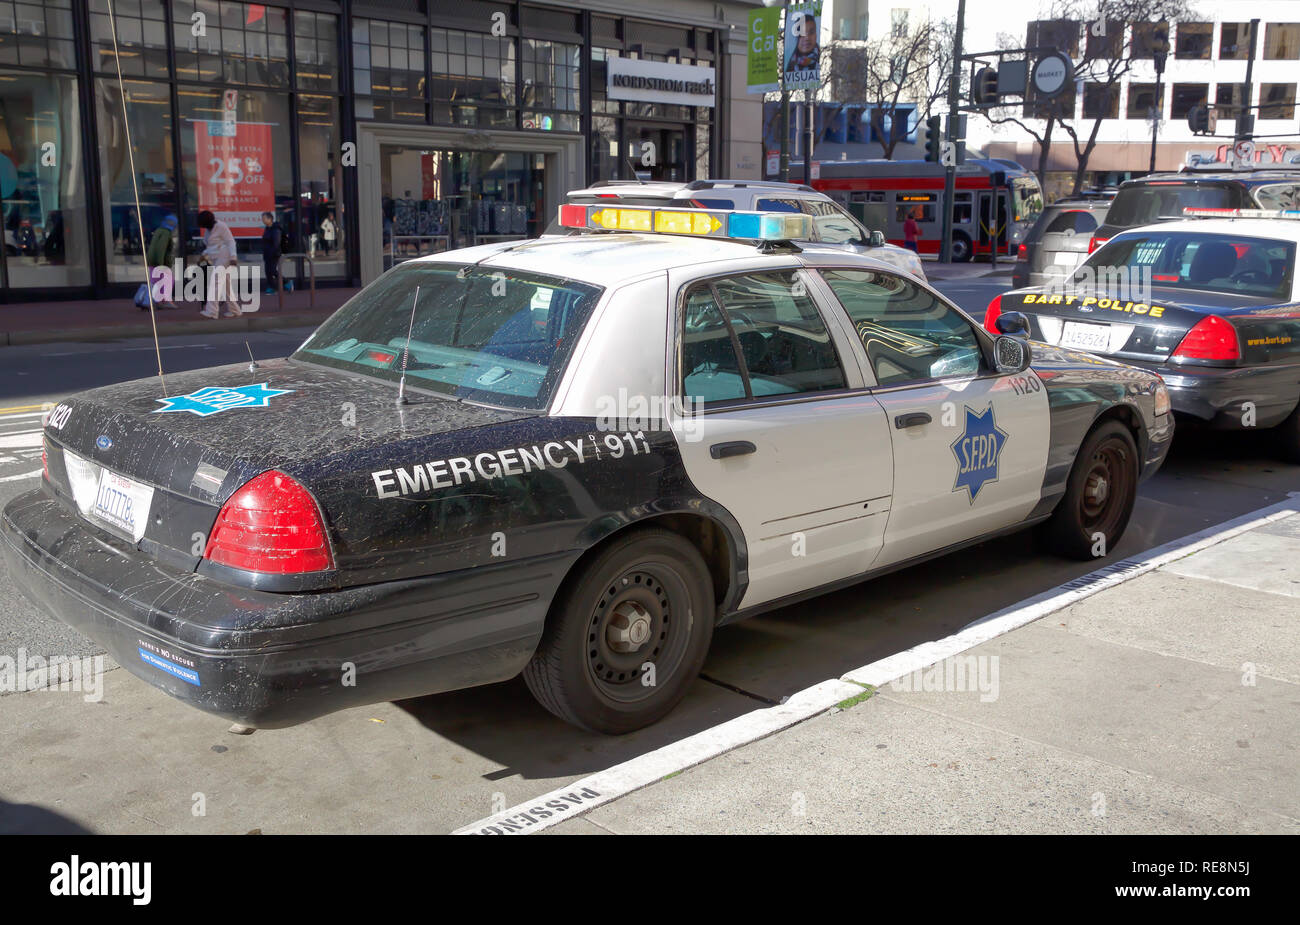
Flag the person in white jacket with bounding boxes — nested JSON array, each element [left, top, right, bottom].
[[197, 210, 242, 318]]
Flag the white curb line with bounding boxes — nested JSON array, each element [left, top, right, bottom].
[[454, 495, 1300, 835]]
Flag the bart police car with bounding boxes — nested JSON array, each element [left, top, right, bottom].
[[986, 210, 1300, 462], [2, 205, 1172, 735]]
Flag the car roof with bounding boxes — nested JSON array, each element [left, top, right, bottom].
[[411, 233, 900, 287], [566, 179, 820, 199], [1112, 218, 1300, 243], [1123, 170, 1300, 188]]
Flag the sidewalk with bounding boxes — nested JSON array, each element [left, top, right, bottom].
[[924, 259, 1017, 282], [536, 504, 1300, 834], [0, 287, 358, 347]]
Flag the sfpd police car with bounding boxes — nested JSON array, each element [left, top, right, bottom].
[[2, 206, 1172, 734], [986, 210, 1300, 461]]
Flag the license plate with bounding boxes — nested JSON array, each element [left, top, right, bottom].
[[1052, 250, 1083, 267], [1059, 321, 1112, 353], [91, 469, 154, 541]]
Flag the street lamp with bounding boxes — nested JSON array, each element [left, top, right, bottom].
[[1149, 23, 1169, 174]]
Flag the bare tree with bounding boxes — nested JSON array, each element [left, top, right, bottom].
[[860, 18, 951, 158]]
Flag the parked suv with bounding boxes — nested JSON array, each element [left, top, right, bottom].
[[1012, 194, 1112, 288], [550, 179, 927, 279], [1091, 167, 1300, 252]]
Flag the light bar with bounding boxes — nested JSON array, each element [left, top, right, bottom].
[[1182, 207, 1300, 219], [555, 204, 813, 242]]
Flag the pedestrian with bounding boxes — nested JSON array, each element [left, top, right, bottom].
[[260, 211, 282, 295], [196, 209, 241, 319], [903, 206, 921, 254], [140, 213, 178, 309], [320, 214, 337, 256]]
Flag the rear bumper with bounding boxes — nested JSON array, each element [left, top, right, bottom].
[[1, 487, 571, 728], [1136, 361, 1300, 429]]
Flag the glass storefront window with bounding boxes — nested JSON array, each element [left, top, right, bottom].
[[522, 40, 580, 113], [177, 86, 292, 264], [95, 78, 178, 283], [354, 18, 426, 123], [89, 0, 169, 79], [430, 27, 516, 126], [0, 0, 76, 69], [174, 0, 289, 89], [294, 10, 338, 93], [297, 94, 346, 278], [379, 145, 542, 270], [0, 69, 90, 287], [590, 115, 621, 181]]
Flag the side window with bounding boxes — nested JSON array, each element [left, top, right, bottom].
[[803, 199, 865, 245], [820, 269, 985, 386], [680, 271, 848, 404], [756, 197, 804, 213]]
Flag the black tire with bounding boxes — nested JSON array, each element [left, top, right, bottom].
[[522, 528, 714, 734], [951, 232, 973, 263], [1276, 400, 1300, 464], [1042, 421, 1139, 560]]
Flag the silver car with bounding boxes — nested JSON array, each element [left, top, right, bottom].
[[551, 179, 928, 280]]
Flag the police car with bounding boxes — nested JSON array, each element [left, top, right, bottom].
[[2, 205, 1172, 735], [986, 210, 1300, 461]]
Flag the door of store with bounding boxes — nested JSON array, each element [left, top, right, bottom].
[[624, 124, 689, 182], [378, 145, 545, 271]]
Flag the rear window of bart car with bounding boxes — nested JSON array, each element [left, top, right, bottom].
[[1081, 232, 1295, 300]]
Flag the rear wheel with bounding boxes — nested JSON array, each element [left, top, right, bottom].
[[1277, 399, 1300, 464], [1042, 421, 1139, 560], [523, 528, 714, 734], [951, 232, 972, 263]]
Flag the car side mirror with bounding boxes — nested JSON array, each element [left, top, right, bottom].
[[995, 310, 1030, 337], [994, 334, 1032, 374], [869, 230, 886, 247]]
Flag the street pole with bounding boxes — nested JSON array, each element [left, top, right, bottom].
[[1148, 66, 1163, 172], [1148, 27, 1168, 174], [1238, 18, 1260, 148], [939, 0, 966, 263], [778, 0, 790, 181], [803, 91, 814, 184]]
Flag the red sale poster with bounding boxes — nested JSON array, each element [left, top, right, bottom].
[[193, 121, 275, 238]]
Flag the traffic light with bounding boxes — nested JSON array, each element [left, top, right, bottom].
[[1187, 103, 1217, 135], [972, 67, 999, 106], [923, 115, 942, 162]]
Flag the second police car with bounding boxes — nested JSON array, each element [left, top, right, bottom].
[[2, 205, 1172, 734], [986, 209, 1300, 462]]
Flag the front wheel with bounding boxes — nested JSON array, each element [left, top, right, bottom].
[[523, 528, 714, 734], [1041, 421, 1139, 560], [950, 232, 972, 263]]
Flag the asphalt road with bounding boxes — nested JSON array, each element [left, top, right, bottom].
[[1, 298, 1296, 834]]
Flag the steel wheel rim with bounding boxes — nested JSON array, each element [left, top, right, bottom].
[[585, 563, 693, 705], [1078, 439, 1133, 538]]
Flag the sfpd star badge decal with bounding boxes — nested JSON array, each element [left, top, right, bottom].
[[152, 383, 293, 417], [950, 405, 1009, 502]]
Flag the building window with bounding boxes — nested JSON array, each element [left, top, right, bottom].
[[88, 0, 169, 78], [0, 69, 89, 287], [0, 0, 76, 69], [1085, 20, 1123, 59], [297, 94, 346, 277], [1220, 23, 1253, 60], [1126, 82, 1163, 119], [1027, 19, 1080, 58], [522, 39, 580, 125], [1175, 22, 1212, 59], [294, 10, 338, 93], [1215, 82, 1248, 116], [1170, 83, 1207, 120], [94, 78, 177, 283], [1264, 23, 1300, 59], [429, 27, 516, 128], [1130, 23, 1169, 59], [353, 19, 427, 123], [1083, 83, 1119, 119], [1260, 83, 1296, 120], [173, 0, 290, 89]]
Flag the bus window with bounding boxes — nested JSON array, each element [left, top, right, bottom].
[[953, 193, 973, 225], [895, 194, 936, 222]]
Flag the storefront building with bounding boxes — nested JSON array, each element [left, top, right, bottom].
[[0, 0, 753, 300]]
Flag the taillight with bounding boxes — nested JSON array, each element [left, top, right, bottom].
[[1172, 315, 1240, 361], [1087, 236, 1108, 254], [204, 470, 334, 574], [983, 294, 1004, 335], [1016, 243, 1027, 260]]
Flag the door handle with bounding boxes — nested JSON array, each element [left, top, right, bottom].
[[709, 440, 757, 459], [894, 412, 932, 429]]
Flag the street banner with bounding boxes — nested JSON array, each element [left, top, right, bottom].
[[193, 120, 274, 238], [784, 2, 822, 91], [747, 7, 781, 94]]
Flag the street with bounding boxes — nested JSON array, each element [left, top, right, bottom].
[[1, 285, 1295, 835]]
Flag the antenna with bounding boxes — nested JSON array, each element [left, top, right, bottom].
[[106, 0, 166, 398], [396, 285, 420, 406], [625, 158, 648, 184], [245, 341, 258, 372]]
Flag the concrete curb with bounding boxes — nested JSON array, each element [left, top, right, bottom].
[[1, 310, 335, 347]]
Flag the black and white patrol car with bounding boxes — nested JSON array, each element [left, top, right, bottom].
[[986, 212, 1300, 461], [2, 206, 1173, 734]]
